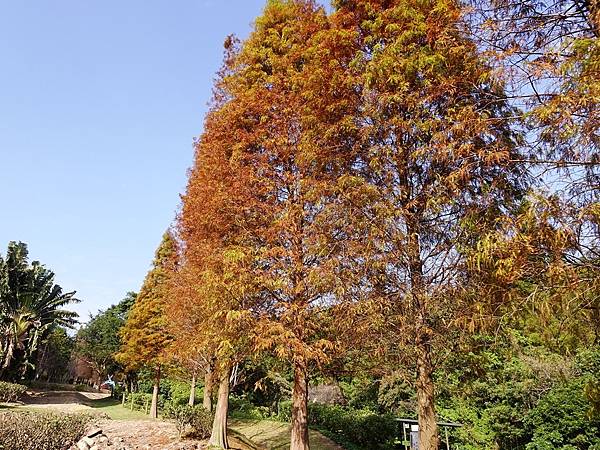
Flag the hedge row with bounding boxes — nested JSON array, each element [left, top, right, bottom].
[[0, 411, 93, 450], [0, 382, 27, 403], [277, 401, 397, 449]]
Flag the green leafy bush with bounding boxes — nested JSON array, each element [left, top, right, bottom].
[[163, 403, 213, 438], [309, 403, 397, 449], [136, 377, 202, 406], [0, 381, 27, 403], [188, 405, 213, 439], [164, 403, 195, 436], [123, 392, 165, 413], [277, 401, 397, 449], [525, 379, 600, 450], [0, 411, 93, 450], [276, 400, 292, 421], [230, 394, 272, 419], [164, 379, 203, 406]]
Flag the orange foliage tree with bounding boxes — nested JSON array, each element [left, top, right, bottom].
[[117, 232, 175, 419], [174, 1, 363, 448], [323, 0, 527, 447], [173, 28, 265, 446]]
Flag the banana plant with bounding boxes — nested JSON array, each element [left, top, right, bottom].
[[0, 242, 79, 379]]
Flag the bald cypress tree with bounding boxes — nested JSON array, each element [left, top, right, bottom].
[[325, 1, 526, 447], [117, 232, 175, 419]]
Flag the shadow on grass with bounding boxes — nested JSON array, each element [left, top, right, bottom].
[[85, 396, 120, 408], [230, 419, 344, 450], [85, 396, 151, 420], [22, 390, 93, 406]]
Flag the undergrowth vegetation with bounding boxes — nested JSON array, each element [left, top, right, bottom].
[[163, 403, 213, 439], [0, 382, 27, 403], [0, 411, 93, 450]]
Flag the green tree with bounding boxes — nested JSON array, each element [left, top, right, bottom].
[[75, 291, 136, 382], [35, 327, 75, 383]]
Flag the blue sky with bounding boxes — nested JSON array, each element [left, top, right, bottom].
[[0, 0, 325, 323]]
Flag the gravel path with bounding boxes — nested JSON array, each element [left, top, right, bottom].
[[96, 419, 206, 450]]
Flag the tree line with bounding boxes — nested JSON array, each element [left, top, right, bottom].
[[110, 1, 599, 449]]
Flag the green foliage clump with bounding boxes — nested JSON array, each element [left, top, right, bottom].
[[187, 406, 213, 438], [277, 401, 396, 449], [276, 400, 292, 422], [163, 403, 213, 439], [135, 376, 203, 406], [160, 378, 203, 406], [164, 380, 194, 406], [229, 394, 273, 419], [0, 381, 27, 403], [75, 292, 136, 380], [524, 379, 600, 449], [309, 403, 397, 449], [0, 411, 93, 450], [34, 327, 74, 383], [338, 378, 379, 411], [123, 392, 165, 412]]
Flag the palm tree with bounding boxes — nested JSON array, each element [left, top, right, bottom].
[[0, 242, 79, 379]]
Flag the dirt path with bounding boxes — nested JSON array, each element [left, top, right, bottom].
[[20, 389, 110, 413], [96, 419, 205, 449]]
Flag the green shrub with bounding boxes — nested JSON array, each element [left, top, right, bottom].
[[123, 392, 165, 413], [277, 401, 396, 449], [0, 382, 27, 403], [276, 400, 292, 421], [165, 380, 203, 406], [229, 394, 272, 419], [164, 403, 195, 436], [188, 405, 213, 439], [0, 411, 93, 450], [163, 403, 213, 439], [309, 403, 397, 449], [525, 379, 600, 449]]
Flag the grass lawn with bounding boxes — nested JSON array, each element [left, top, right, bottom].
[[86, 396, 151, 420], [230, 419, 343, 450]]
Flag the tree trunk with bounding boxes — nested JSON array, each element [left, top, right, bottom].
[[209, 367, 231, 449], [2, 339, 14, 371], [203, 366, 213, 412], [290, 359, 309, 450], [406, 208, 439, 450], [0, 339, 15, 378], [416, 336, 439, 450], [189, 373, 196, 406], [150, 365, 161, 419]]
